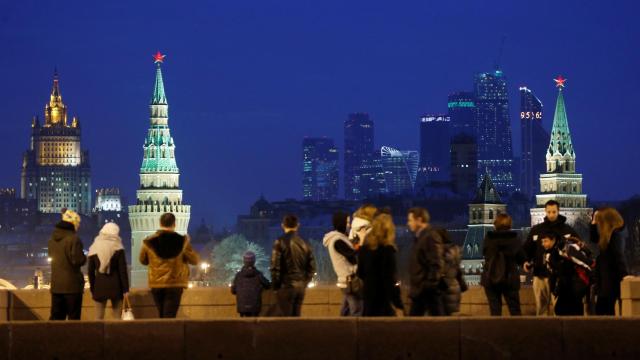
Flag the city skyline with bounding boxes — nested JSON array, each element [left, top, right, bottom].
[[1, 1, 639, 228]]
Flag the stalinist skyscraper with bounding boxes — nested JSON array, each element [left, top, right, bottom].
[[129, 52, 191, 287], [530, 76, 592, 227]]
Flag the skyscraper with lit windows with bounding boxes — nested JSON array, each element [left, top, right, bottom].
[[520, 86, 548, 198], [20, 71, 92, 215], [344, 113, 374, 200], [416, 114, 450, 191], [474, 70, 515, 195], [302, 137, 339, 201]]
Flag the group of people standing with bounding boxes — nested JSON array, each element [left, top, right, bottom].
[[481, 200, 631, 317], [47, 199, 632, 320], [48, 210, 198, 320]]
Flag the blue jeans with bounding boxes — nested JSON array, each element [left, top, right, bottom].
[[340, 288, 363, 316]]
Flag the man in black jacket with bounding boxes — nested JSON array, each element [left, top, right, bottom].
[[270, 215, 316, 316], [407, 207, 445, 316], [523, 200, 579, 316]]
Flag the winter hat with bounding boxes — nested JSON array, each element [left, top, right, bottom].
[[99, 222, 120, 236], [62, 209, 81, 230], [243, 251, 256, 266]]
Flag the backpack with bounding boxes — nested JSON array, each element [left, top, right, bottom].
[[486, 249, 507, 286]]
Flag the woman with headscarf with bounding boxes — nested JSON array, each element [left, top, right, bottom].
[[88, 222, 130, 320]]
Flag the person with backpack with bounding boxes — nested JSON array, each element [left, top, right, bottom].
[[231, 251, 271, 317], [481, 213, 526, 316], [523, 200, 579, 316], [407, 207, 445, 316], [436, 228, 468, 315], [542, 234, 594, 316]]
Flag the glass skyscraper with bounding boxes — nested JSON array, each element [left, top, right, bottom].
[[448, 92, 477, 138], [344, 113, 374, 200], [302, 137, 339, 201], [381, 146, 417, 195], [416, 114, 451, 192], [519, 86, 548, 198], [474, 70, 515, 195], [451, 133, 478, 198]]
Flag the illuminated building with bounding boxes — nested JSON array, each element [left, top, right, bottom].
[[531, 76, 592, 226], [474, 70, 515, 195], [380, 146, 417, 195], [416, 114, 450, 191], [448, 92, 477, 138], [520, 86, 549, 198], [20, 70, 92, 215], [344, 113, 374, 200], [302, 138, 339, 201], [129, 52, 191, 287]]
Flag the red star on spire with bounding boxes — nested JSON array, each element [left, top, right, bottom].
[[153, 51, 166, 64], [554, 75, 567, 88]]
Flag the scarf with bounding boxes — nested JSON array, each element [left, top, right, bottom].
[[88, 222, 124, 274]]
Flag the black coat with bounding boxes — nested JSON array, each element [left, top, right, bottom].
[[231, 266, 270, 314], [481, 230, 526, 290], [591, 225, 628, 299], [88, 250, 130, 302], [48, 221, 86, 294], [357, 244, 404, 316], [441, 243, 467, 315], [523, 215, 578, 277], [270, 231, 316, 289], [408, 228, 444, 299]]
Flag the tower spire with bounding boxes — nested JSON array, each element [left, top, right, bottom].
[[151, 51, 167, 105], [546, 75, 575, 173], [45, 68, 67, 126]]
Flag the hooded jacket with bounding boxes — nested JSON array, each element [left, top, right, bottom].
[[439, 228, 467, 315], [48, 221, 87, 294], [323, 230, 357, 288], [231, 265, 270, 314], [139, 230, 200, 288], [481, 230, 527, 290], [523, 215, 578, 277]]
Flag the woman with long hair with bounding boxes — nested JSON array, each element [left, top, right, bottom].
[[356, 213, 404, 316], [591, 207, 631, 315]]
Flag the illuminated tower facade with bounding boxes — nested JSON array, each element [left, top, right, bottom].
[[520, 86, 548, 198], [20, 71, 91, 215], [530, 76, 591, 226], [129, 52, 191, 287]]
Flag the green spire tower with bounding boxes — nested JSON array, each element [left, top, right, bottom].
[[129, 52, 191, 287], [530, 76, 591, 227]]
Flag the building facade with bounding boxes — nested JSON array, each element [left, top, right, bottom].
[[20, 72, 92, 215], [474, 70, 515, 195], [450, 133, 478, 198], [416, 114, 451, 191], [302, 137, 339, 201], [344, 113, 374, 200], [448, 92, 477, 138], [530, 77, 592, 227], [129, 53, 191, 287], [380, 146, 417, 195], [520, 86, 549, 198]]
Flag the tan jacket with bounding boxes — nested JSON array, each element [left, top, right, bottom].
[[139, 230, 200, 288]]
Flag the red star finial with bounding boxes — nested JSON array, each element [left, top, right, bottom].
[[153, 51, 166, 64], [554, 75, 567, 88]]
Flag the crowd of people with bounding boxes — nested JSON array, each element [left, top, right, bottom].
[[45, 199, 632, 320]]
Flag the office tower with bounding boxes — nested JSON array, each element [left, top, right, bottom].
[[344, 113, 374, 200], [520, 86, 549, 198], [302, 137, 339, 201]]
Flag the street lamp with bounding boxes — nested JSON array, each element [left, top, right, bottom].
[[199, 262, 210, 287]]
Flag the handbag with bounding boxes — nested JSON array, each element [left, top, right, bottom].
[[346, 273, 363, 296], [121, 294, 135, 321]]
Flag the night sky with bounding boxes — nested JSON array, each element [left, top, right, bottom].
[[1, 0, 639, 229]]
